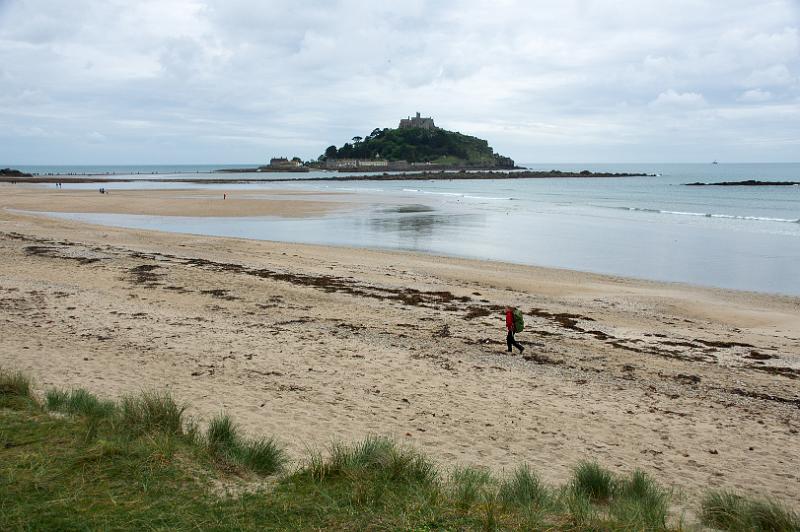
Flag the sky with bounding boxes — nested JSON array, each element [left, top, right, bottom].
[[1, 0, 799, 164]]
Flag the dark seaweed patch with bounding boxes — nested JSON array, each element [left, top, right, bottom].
[[127, 264, 163, 287], [200, 289, 239, 301], [24, 246, 100, 264], [729, 388, 800, 408]]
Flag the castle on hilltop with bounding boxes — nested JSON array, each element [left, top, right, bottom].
[[398, 112, 436, 130]]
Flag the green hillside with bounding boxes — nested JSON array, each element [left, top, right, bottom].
[[321, 127, 515, 167]]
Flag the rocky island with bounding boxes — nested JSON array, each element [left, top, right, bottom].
[[210, 113, 653, 178], [317, 112, 517, 171]]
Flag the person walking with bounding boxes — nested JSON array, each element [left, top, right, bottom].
[[505, 306, 524, 354]]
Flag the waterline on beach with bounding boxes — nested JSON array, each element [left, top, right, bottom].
[[32, 200, 800, 296]]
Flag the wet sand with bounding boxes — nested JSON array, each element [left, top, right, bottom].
[[1, 184, 798, 507], [1, 186, 354, 218]]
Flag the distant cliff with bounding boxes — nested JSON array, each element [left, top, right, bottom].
[[320, 125, 515, 169]]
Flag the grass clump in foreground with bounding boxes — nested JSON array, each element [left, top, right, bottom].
[[206, 413, 285, 475], [571, 460, 615, 502], [2, 369, 799, 530], [119, 391, 186, 437], [46, 388, 116, 419], [701, 490, 800, 532], [0, 368, 35, 409], [312, 435, 437, 485]]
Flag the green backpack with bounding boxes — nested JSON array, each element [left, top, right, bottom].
[[512, 308, 524, 333]]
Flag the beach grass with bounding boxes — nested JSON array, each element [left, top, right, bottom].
[[206, 413, 286, 475], [701, 490, 800, 531], [1, 368, 798, 531], [498, 464, 550, 509], [119, 390, 186, 437], [45, 387, 116, 418], [312, 435, 437, 485], [206, 412, 239, 452], [450, 465, 494, 509], [0, 368, 35, 409], [570, 460, 615, 502], [609, 469, 671, 530]]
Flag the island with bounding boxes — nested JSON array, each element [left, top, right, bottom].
[[215, 113, 520, 174], [316, 112, 517, 171]]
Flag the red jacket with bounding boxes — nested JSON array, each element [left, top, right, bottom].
[[506, 309, 514, 330]]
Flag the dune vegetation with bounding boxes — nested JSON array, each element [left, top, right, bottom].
[[2, 367, 798, 531]]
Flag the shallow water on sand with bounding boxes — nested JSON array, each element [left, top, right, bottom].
[[33, 163, 800, 296]]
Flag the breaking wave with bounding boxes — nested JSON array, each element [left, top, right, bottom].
[[619, 206, 800, 223], [402, 188, 512, 200]]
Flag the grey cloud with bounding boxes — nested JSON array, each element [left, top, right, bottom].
[[0, 0, 798, 164]]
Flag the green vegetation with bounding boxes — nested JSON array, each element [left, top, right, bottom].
[[701, 490, 800, 532], [498, 464, 551, 510], [46, 388, 116, 418], [119, 391, 186, 437], [206, 413, 286, 475], [1, 367, 798, 531], [322, 126, 515, 167], [0, 369, 34, 409], [610, 469, 671, 530], [570, 460, 616, 502]]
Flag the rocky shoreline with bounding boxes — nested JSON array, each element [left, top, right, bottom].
[[0, 168, 33, 178], [216, 166, 310, 173], [685, 180, 800, 186]]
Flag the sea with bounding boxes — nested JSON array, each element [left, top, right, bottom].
[[10, 163, 800, 296]]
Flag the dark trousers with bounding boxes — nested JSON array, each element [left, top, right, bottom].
[[507, 329, 523, 352]]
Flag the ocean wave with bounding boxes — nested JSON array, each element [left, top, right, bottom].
[[463, 195, 514, 200], [402, 188, 512, 200], [335, 187, 384, 192], [619, 206, 800, 223]]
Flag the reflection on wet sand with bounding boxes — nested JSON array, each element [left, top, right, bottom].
[[359, 203, 484, 250]]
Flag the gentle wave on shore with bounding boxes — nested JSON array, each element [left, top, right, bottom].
[[612, 206, 800, 224]]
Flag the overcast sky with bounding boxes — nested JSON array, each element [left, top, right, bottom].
[[1, 0, 799, 164]]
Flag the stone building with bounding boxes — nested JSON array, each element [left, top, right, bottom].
[[327, 158, 388, 169], [398, 112, 436, 130]]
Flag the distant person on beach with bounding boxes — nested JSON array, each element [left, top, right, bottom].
[[505, 306, 524, 354]]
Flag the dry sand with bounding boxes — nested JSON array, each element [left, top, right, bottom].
[[1, 184, 798, 508]]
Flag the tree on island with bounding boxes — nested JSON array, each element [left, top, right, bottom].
[[319, 125, 514, 168], [324, 145, 338, 159]]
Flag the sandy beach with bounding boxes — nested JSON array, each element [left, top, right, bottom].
[[1, 186, 355, 218], [1, 184, 798, 507]]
